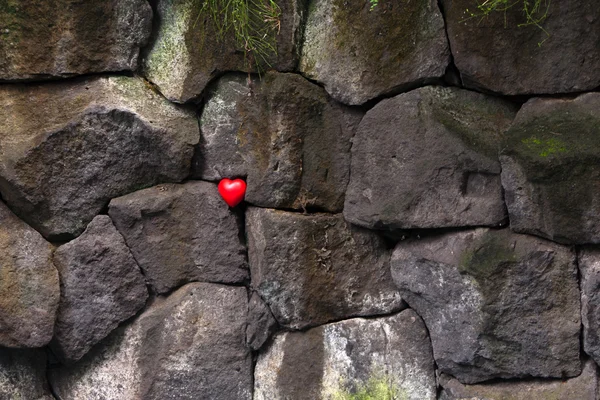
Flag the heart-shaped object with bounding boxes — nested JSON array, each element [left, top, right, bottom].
[[218, 178, 247, 207]]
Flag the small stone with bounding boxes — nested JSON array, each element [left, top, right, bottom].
[[246, 292, 279, 351], [579, 247, 600, 365]]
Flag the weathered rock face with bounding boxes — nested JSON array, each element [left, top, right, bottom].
[[254, 309, 436, 400], [391, 228, 581, 383], [192, 72, 358, 212], [345, 86, 515, 230], [0, 348, 53, 400], [246, 207, 404, 330], [49, 282, 252, 400], [0, 0, 152, 81], [51, 215, 148, 364], [109, 181, 248, 294], [0, 201, 59, 348], [441, 0, 600, 95], [0, 76, 199, 240], [246, 292, 279, 351], [500, 93, 600, 244], [579, 248, 600, 365], [299, 0, 449, 105], [439, 358, 600, 400], [143, 0, 306, 103]]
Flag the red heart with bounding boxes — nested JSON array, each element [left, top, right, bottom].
[[218, 178, 247, 207]]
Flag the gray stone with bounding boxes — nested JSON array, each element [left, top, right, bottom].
[[0, 201, 59, 348], [0, 76, 199, 240], [143, 0, 306, 103], [391, 228, 581, 383], [109, 181, 248, 294], [192, 72, 358, 212], [0, 348, 53, 400], [500, 93, 600, 244], [579, 248, 600, 365], [439, 358, 600, 400], [441, 0, 600, 95], [0, 0, 152, 80], [299, 0, 449, 105], [246, 207, 404, 330], [254, 309, 436, 400], [344, 86, 515, 230], [49, 282, 252, 400], [51, 215, 149, 364], [246, 292, 279, 351]]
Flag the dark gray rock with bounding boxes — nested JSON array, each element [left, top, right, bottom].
[[0, 348, 53, 400], [391, 228, 581, 383], [0, 0, 152, 80], [500, 93, 600, 244], [143, 0, 306, 102], [192, 72, 358, 212], [441, 0, 600, 95], [0, 201, 59, 348], [246, 207, 404, 330], [49, 282, 252, 400], [109, 181, 248, 294], [579, 248, 600, 365], [51, 215, 148, 364], [254, 309, 436, 399], [345, 86, 516, 230], [0, 76, 199, 240], [246, 292, 278, 351]]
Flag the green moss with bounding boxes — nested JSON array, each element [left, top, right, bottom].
[[459, 234, 516, 279], [331, 373, 408, 400], [521, 136, 567, 157]]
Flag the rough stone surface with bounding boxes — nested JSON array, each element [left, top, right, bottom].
[[51, 215, 149, 364], [500, 93, 600, 244], [143, 0, 307, 103], [441, 0, 600, 95], [109, 181, 248, 294], [345, 86, 515, 230], [0, 348, 53, 400], [0, 0, 152, 81], [254, 309, 436, 400], [579, 247, 600, 365], [192, 72, 358, 212], [391, 228, 581, 384], [247, 207, 404, 330], [49, 282, 252, 400], [299, 0, 449, 105], [0, 76, 199, 240], [0, 201, 59, 348], [439, 358, 600, 400], [246, 292, 279, 351]]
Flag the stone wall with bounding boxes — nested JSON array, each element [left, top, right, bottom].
[[1, 0, 599, 399]]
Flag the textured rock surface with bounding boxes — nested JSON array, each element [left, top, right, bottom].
[[391, 228, 581, 383], [143, 0, 306, 102], [0, 76, 199, 240], [254, 309, 436, 400], [345, 86, 515, 230], [247, 207, 404, 330], [192, 72, 358, 212], [441, 0, 600, 95], [299, 0, 449, 105], [51, 215, 148, 364], [50, 282, 252, 400], [0, 0, 152, 80], [0, 201, 59, 348], [0, 348, 53, 400], [580, 248, 600, 365], [246, 292, 279, 351], [501, 93, 600, 244], [439, 358, 600, 400], [109, 181, 248, 294]]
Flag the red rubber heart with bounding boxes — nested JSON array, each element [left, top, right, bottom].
[[218, 178, 247, 207]]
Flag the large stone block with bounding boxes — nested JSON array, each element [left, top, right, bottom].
[[51, 215, 148, 364], [0, 201, 59, 348], [109, 181, 248, 294], [441, 0, 600, 95], [0, 348, 53, 400], [391, 228, 581, 383], [345, 86, 515, 230], [0, 76, 199, 240], [580, 248, 600, 365], [299, 0, 449, 105], [254, 309, 436, 400], [246, 207, 404, 330], [49, 283, 252, 400], [0, 0, 152, 80], [192, 72, 358, 212]]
